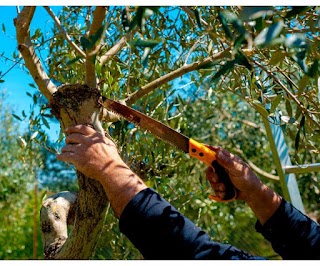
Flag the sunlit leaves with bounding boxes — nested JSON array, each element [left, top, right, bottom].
[[239, 6, 274, 21], [129, 38, 161, 48], [254, 20, 284, 46]]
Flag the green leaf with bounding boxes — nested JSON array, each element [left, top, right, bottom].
[[300, 115, 306, 137], [29, 83, 36, 88], [270, 94, 282, 113], [88, 25, 104, 48], [218, 11, 234, 40], [270, 50, 286, 65], [285, 99, 293, 117], [142, 47, 151, 68], [30, 131, 39, 140], [292, 50, 308, 73], [235, 51, 252, 70], [129, 38, 161, 48], [285, 34, 308, 49], [67, 57, 82, 66], [251, 100, 269, 117], [0, 79, 4, 83], [254, 20, 284, 46], [210, 60, 235, 83], [239, 6, 274, 21], [194, 9, 202, 29], [295, 129, 300, 150], [12, 114, 22, 121], [42, 116, 50, 129], [1, 23, 5, 33], [298, 75, 309, 97], [33, 94, 38, 104], [308, 59, 319, 78], [121, 8, 130, 32], [80, 36, 91, 50]]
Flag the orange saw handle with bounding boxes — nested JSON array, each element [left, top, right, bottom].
[[188, 138, 237, 202]]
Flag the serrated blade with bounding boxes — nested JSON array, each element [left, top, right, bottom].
[[103, 97, 189, 153]]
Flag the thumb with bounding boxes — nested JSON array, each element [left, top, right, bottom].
[[205, 145, 233, 169], [56, 152, 74, 164]]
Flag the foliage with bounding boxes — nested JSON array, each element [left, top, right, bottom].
[[3, 6, 320, 259], [0, 92, 75, 259], [0, 93, 43, 259]]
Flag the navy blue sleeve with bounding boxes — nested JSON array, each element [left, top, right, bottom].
[[119, 188, 265, 260], [256, 198, 320, 259]]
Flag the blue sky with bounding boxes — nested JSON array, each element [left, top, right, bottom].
[[0, 6, 61, 141]]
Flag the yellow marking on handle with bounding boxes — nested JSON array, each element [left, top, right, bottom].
[[188, 138, 216, 165], [189, 138, 238, 203]]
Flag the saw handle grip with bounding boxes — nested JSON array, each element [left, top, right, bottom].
[[188, 138, 237, 202]]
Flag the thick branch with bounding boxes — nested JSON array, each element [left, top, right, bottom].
[[85, 7, 108, 88], [47, 85, 108, 259], [99, 35, 128, 67], [15, 6, 57, 100], [124, 48, 231, 105], [43, 6, 85, 58]]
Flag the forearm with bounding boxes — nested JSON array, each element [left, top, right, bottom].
[[119, 188, 265, 260], [256, 199, 320, 259], [98, 160, 148, 218], [245, 184, 281, 225]]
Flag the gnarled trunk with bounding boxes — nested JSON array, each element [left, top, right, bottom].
[[41, 84, 109, 259]]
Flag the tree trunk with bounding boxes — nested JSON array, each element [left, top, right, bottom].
[[41, 84, 109, 259]]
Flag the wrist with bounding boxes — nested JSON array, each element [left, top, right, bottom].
[[245, 184, 281, 225]]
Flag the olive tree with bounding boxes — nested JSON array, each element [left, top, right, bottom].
[[13, 6, 319, 259]]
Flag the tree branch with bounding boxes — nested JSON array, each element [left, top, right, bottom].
[[99, 35, 128, 67], [14, 6, 57, 100], [85, 6, 108, 88], [124, 48, 231, 105], [251, 59, 320, 130], [43, 6, 85, 58], [180, 6, 210, 28]]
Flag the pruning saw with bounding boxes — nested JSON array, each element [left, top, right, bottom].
[[102, 97, 237, 202]]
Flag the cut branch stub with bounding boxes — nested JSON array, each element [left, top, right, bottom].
[[41, 191, 77, 259], [49, 84, 104, 133], [46, 84, 109, 259]]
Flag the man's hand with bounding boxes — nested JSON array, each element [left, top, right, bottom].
[[56, 125, 124, 181], [56, 124, 147, 218], [206, 146, 281, 224], [206, 146, 263, 203]]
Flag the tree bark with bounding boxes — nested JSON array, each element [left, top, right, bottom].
[[41, 84, 109, 259]]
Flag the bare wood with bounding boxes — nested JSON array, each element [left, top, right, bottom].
[[99, 36, 128, 66], [15, 6, 57, 100], [40, 192, 77, 259], [85, 7, 108, 88], [43, 6, 85, 58], [125, 48, 231, 105]]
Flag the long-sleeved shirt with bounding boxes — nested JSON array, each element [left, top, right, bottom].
[[119, 188, 320, 259]]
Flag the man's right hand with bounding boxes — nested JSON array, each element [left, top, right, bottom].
[[205, 146, 281, 224], [206, 146, 263, 203]]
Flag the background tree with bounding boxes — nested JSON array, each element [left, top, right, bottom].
[[5, 6, 319, 259]]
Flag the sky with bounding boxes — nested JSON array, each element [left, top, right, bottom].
[[1, 3, 318, 142], [0, 6, 62, 141]]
